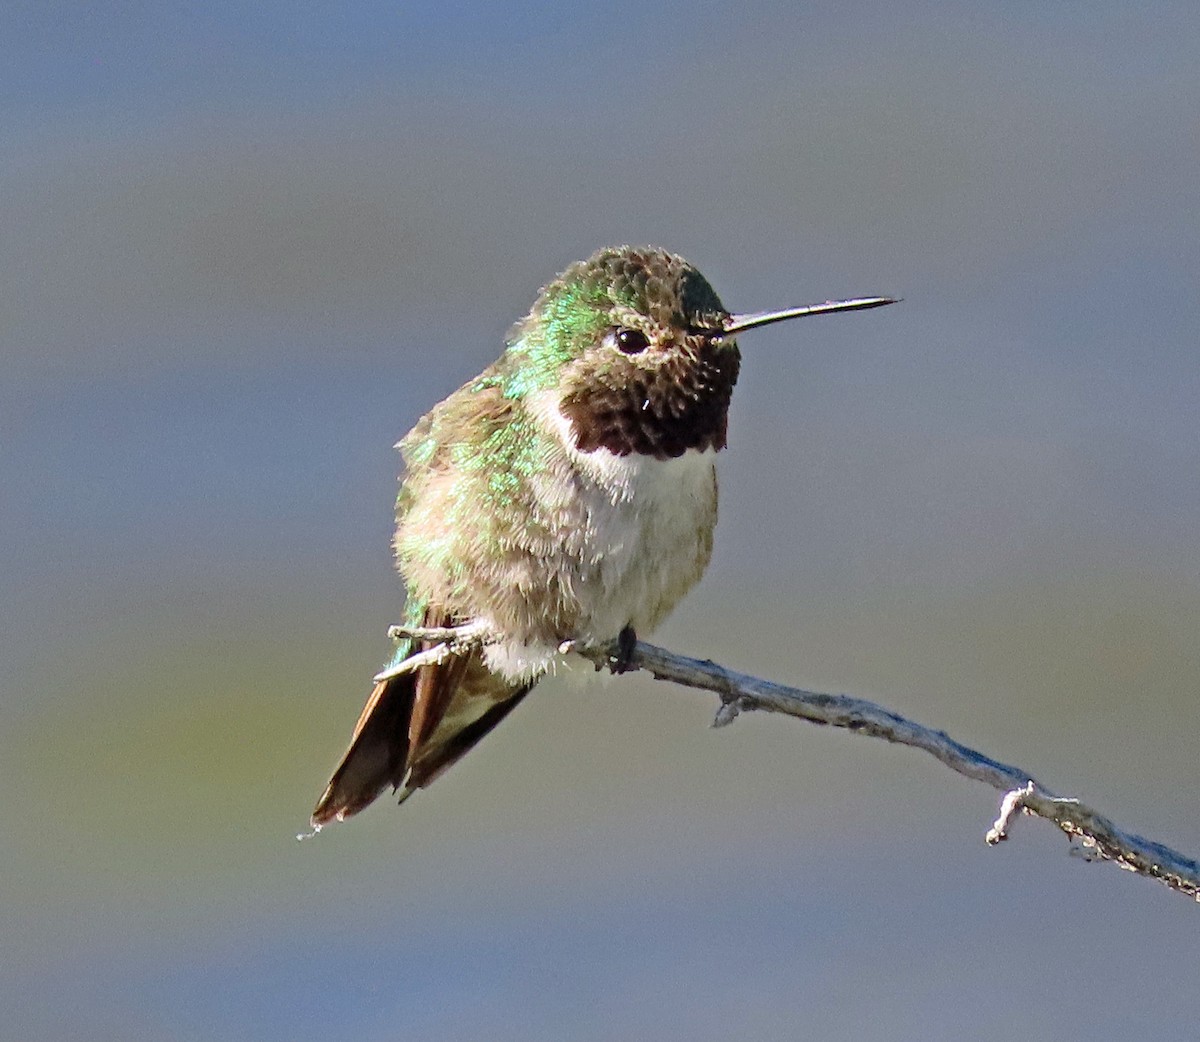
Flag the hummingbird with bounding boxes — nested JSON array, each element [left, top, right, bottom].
[[311, 245, 894, 826]]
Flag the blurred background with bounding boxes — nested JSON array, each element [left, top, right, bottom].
[[3, 3, 1199, 1039]]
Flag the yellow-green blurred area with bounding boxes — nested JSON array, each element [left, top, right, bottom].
[[4, 3, 1200, 1039]]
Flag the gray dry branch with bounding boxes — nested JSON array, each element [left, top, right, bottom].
[[386, 623, 1200, 903], [579, 638, 1200, 903]]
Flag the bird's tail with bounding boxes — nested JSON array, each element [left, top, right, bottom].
[[311, 632, 532, 826], [311, 668, 419, 826]]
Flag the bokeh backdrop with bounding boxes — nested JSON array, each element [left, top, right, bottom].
[[4, 3, 1200, 1039]]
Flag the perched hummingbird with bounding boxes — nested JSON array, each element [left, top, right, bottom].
[[312, 245, 894, 826]]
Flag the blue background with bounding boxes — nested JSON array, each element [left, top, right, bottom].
[[4, 3, 1199, 1039]]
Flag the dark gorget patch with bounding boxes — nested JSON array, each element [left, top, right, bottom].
[[559, 339, 740, 459]]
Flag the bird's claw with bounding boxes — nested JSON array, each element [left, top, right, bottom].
[[609, 624, 638, 674]]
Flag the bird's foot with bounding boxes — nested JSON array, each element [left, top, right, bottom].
[[374, 620, 496, 682], [557, 626, 639, 674], [385, 620, 492, 646], [609, 624, 638, 675]]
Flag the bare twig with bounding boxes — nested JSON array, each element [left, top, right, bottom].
[[570, 636, 1200, 903]]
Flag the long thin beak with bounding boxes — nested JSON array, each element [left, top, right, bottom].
[[723, 296, 897, 335]]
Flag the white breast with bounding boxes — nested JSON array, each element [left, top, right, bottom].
[[475, 393, 720, 681], [480, 391, 718, 683], [557, 430, 718, 640]]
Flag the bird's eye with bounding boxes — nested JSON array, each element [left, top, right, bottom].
[[613, 328, 650, 354]]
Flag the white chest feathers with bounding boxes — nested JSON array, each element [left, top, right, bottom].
[[479, 392, 719, 682], [559, 431, 718, 639]]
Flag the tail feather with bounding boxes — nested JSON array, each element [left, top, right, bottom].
[[311, 672, 415, 826], [405, 683, 532, 790], [311, 642, 534, 827]]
